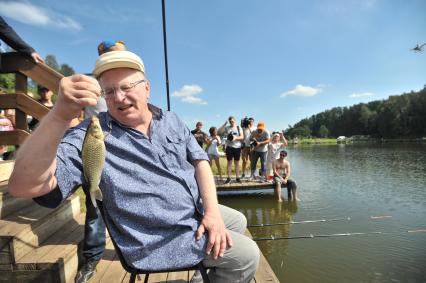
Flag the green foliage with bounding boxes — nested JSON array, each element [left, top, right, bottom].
[[285, 86, 426, 138], [0, 73, 15, 92], [318, 125, 329, 138], [59, 64, 75, 76], [45, 54, 60, 71]]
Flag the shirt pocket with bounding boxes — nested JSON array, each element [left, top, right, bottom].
[[164, 135, 188, 166]]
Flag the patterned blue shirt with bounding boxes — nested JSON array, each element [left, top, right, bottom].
[[34, 104, 209, 270]]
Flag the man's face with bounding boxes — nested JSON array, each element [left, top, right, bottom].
[[196, 123, 202, 130], [100, 68, 150, 127], [229, 118, 236, 126]]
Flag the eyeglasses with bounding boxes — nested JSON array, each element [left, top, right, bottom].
[[101, 80, 145, 98]]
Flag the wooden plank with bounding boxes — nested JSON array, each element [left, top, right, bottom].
[[0, 52, 63, 93], [216, 181, 274, 192], [0, 93, 18, 108], [0, 191, 34, 219], [16, 92, 50, 120], [245, 230, 280, 283], [0, 194, 81, 263], [0, 93, 49, 120], [146, 271, 168, 282], [17, 213, 85, 265], [15, 73, 29, 131], [166, 270, 189, 282], [89, 237, 117, 282], [0, 129, 30, 145], [0, 161, 14, 182], [96, 249, 127, 283]]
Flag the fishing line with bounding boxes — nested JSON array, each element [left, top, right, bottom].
[[252, 229, 426, 241], [248, 215, 392, 228]]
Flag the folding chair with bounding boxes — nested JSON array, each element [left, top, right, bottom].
[[96, 200, 210, 283]]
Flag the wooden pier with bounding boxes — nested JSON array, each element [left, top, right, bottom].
[[215, 176, 275, 192], [0, 161, 280, 282]]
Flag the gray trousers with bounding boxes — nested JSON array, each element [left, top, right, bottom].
[[201, 205, 260, 283]]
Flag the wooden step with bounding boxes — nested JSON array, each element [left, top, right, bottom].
[[0, 182, 35, 219], [0, 194, 81, 265], [3, 213, 85, 283]]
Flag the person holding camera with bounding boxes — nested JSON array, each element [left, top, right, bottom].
[[241, 117, 255, 179], [266, 131, 288, 179], [249, 122, 270, 182], [218, 116, 244, 184]]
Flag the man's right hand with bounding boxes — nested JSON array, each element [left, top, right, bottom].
[[52, 75, 101, 122]]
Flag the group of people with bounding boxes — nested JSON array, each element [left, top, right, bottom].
[[191, 117, 298, 202], [2, 13, 293, 283]]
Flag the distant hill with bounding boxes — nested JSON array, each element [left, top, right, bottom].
[[284, 86, 426, 139]]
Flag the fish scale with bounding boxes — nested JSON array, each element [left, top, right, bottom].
[[82, 116, 106, 207]]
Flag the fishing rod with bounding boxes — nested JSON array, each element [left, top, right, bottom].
[[247, 215, 393, 228], [247, 217, 350, 228], [252, 229, 426, 241], [161, 0, 171, 111]]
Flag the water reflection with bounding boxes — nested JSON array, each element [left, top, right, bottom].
[[219, 194, 298, 258], [219, 144, 426, 283]]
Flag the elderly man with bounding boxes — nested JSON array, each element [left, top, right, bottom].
[[8, 50, 259, 282]]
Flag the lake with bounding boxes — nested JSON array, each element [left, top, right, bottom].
[[219, 143, 426, 283]]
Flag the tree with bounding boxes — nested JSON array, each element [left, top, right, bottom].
[[318, 125, 329, 138], [60, 64, 75, 76], [45, 54, 60, 72]]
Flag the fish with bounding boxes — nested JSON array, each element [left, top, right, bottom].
[[82, 116, 106, 208]]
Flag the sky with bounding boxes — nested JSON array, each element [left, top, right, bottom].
[[1, 0, 425, 131]]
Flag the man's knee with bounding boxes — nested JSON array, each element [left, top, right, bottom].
[[237, 237, 260, 276]]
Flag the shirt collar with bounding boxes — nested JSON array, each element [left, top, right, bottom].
[[104, 103, 164, 130]]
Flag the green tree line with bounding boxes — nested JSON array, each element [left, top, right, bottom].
[[284, 86, 426, 139]]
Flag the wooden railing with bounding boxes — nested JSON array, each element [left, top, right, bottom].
[[0, 52, 63, 146]]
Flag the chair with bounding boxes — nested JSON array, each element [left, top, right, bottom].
[[96, 200, 210, 283]]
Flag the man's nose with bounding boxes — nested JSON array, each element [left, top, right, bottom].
[[113, 88, 127, 100]]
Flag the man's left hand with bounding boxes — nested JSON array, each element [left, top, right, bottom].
[[196, 212, 233, 259]]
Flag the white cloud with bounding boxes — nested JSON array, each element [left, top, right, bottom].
[[349, 92, 375, 98], [280, 84, 322, 97], [0, 1, 82, 31], [172, 84, 207, 105]]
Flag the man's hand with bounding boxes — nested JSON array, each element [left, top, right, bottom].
[[52, 75, 101, 123], [30, 52, 44, 64], [196, 211, 233, 259]]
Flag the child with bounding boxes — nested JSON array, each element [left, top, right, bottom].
[[206, 127, 222, 181]]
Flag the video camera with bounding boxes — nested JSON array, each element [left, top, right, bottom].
[[227, 133, 234, 142], [241, 117, 250, 128]]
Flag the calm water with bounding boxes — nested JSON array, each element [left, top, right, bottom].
[[219, 144, 426, 283]]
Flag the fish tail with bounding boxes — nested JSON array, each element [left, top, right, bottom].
[[90, 187, 103, 208]]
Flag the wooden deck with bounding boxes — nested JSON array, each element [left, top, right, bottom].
[[91, 230, 279, 283], [215, 176, 275, 192], [1, 161, 280, 282]]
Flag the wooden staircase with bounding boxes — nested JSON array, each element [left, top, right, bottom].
[[0, 161, 82, 282]]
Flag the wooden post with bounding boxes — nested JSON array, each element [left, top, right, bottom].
[[14, 73, 28, 131]]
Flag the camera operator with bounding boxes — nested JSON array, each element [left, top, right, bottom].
[[249, 122, 270, 182], [241, 117, 255, 179], [218, 116, 244, 184]]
